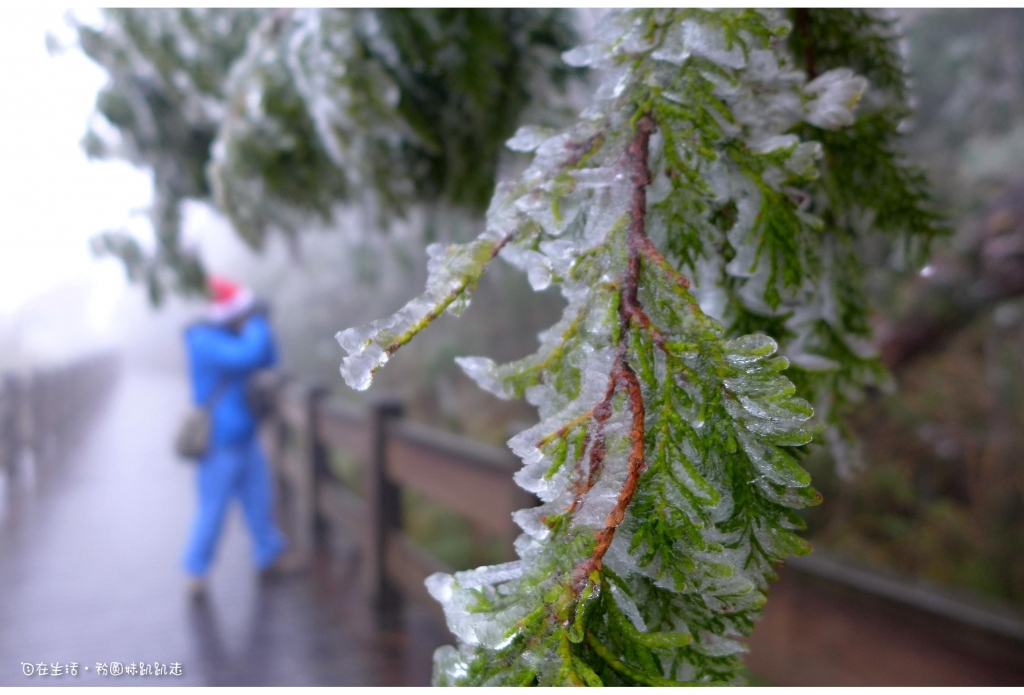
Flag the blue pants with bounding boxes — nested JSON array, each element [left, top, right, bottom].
[[182, 437, 286, 577]]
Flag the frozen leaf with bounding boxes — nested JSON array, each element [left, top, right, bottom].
[[507, 125, 557, 153], [804, 68, 868, 129]]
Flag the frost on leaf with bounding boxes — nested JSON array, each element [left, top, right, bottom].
[[202, 9, 583, 252], [337, 7, 938, 687], [804, 68, 868, 130], [336, 234, 506, 390]]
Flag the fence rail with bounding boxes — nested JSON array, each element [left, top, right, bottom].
[[0, 352, 121, 480], [257, 373, 532, 625], [257, 372, 1024, 686]]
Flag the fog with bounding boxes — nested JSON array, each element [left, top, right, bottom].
[[2, 7, 1024, 688]]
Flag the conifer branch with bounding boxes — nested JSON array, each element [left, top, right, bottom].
[[380, 234, 512, 360], [336, 10, 941, 685]]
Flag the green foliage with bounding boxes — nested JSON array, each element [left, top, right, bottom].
[[802, 8, 1024, 608], [75, 9, 580, 302], [774, 10, 949, 474], [902, 9, 1024, 216]]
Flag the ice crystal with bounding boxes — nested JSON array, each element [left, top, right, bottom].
[[337, 236, 504, 390]]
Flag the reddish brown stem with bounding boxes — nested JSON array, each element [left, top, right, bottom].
[[570, 114, 658, 593], [639, 235, 691, 290], [624, 302, 670, 352], [572, 362, 647, 589], [537, 406, 596, 449], [567, 374, 617, 515]]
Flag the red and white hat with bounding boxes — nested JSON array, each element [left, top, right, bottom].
[[207, 275, 256, 324]]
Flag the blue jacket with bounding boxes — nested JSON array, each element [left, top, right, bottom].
[[184, 313, 278, 446]]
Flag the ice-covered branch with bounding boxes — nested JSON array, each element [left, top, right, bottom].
[[338, 8, 939, 686]]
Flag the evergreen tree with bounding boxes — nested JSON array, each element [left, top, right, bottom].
[[77, 9, 262, 305], [338, 9, 942, 685], [75, 8, 580, 304]]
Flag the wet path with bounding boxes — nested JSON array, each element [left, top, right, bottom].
[[0, 371, 449, 686]]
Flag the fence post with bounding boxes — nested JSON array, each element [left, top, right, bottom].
[[14, 374, 28, 475], [293, 382, 328, 562], [43, 368, 56, 465], [52, 366, 65, 461], [29, 371, 44, 468], [366, 396, 404, 614], [0, 375, 14, 477], [0, 354, 120, 481], [259, 373, 290, 540]]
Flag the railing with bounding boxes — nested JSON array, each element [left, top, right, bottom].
[[257, 372, 1024, 686], [748, 551, 1024, 686], [256, 374, 534, 624], [0, 352, 121, 479]]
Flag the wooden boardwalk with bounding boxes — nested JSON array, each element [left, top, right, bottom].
[[0, 372, 451, 686]]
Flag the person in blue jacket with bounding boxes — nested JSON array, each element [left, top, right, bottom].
[[182, 276, 290, 597]]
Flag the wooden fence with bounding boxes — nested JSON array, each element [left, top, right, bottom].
[[748, 552, 1024, 686], [256, 372, 1024, 686], [0, 352, 121, 479], [257, 374, 534, 624]]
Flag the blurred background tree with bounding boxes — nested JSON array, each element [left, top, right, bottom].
[[803, 8, 1024, 606], [77, 9, 582, 305]]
